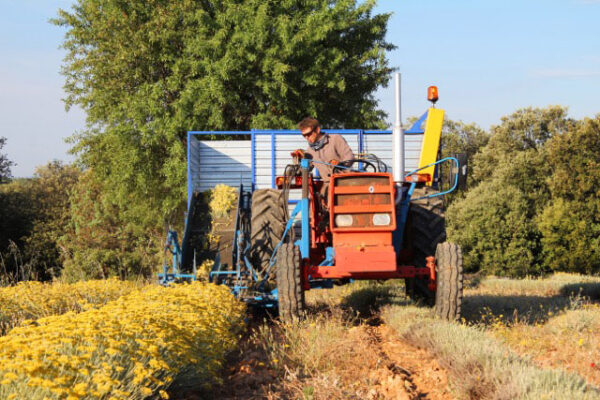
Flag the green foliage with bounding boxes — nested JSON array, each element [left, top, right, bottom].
[[544, 115, 600, 200], [0, 179, 36, 280], [447, 107, 568, 277], [0, 162, 80, 281], [24, 162, 81, 279], [53, 0, 393, 215], [52, 0, 394, 275], [471, 106, 572, 184], [447, 156, 546, 277], [536, 116, 600, 274], [59, 171, 161, 282], [0, 137, 13, 183], [537, 199, 600, 274], [441, 119, 489, 163], [439, 119, 489, 197]]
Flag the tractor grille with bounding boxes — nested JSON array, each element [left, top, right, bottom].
[[334, 176, 390, 187], [331, 175, 394, 229]]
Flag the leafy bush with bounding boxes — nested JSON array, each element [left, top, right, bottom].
[[0, 137, 13, 183], [0, 162, 80, 281], [447, 149, 550, 276], [446, 106, 577, 277], [536, 115, 600, 274], [59, 170, 162, 281], [471, 106, 572, 184]]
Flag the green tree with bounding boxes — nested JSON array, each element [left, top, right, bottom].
[[471, 106, 572, 184], [439, 119, 489, 195], [59, 171, 160, 281], [23, 162, 81, 279], [53, 0, 394, 275], [0, 179, 35, 280], [446, 106, 571, 277], [441, 119, 489, 164], [447, 151, 548, 277], [0, 137, 14, 183], [537, 116, 600, 274], [53, 0, 394, 218], [0, 162, 80, 281]]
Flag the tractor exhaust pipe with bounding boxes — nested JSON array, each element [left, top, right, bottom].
[[393, 72, 404, 183]]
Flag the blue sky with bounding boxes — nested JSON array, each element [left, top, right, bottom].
[[1, 0, 599, 177]]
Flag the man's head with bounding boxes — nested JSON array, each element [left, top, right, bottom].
[[298, 117, 322, 144]]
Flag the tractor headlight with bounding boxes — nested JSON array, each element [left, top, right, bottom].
[[334, 214, 353, 227], [372, 213, 391, 226]]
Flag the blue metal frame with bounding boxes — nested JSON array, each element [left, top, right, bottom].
[[186, 129, 395, 208], [394, 157, 460, 248], [405, 111, 428, 134], [406, 157, 460, 200], [158, 230, 196, 284]]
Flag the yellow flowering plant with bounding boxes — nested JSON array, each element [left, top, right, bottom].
[[0, 282, 245, 399], [0, 278, 140, 335]]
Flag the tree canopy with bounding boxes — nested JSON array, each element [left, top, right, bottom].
[[53, 0, 394, 225], [447, 107, 600, 277], [0, 137, 13, 183], [447, 107, 569, 277]]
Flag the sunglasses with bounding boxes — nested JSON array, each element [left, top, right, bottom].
[[301, 128, 316, 137]]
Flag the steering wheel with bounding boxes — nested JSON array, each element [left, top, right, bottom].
[[333, 159, 378, 173]]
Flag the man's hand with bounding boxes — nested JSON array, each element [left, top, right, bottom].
[[291, 149, 305, 158], [329, 159, 340, 166]]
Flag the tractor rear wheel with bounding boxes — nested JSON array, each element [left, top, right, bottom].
[[434, 242, 463, 320], [405, 186, 446, 302], [250, 189, 287, 275], [276, 242, 305, 321]]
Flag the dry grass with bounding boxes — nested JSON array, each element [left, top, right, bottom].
[[462, 273, 600, 324], [465, 273, 600, 297], [461, 273, 600, 387], [219, 274, 600, 399], [490, 303, 600, 387], [380, 273, 600, 399], [253, 309, 380, 399], [382, 304, 599, 399], [232, 281, 411, 399]]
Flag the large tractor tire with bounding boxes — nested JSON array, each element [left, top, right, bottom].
[[404, 186, 446, 301], [434, 242, 463, 320], [276, 242, 305, 321], [409, 186, 446, 265], [250, 189, 287, 275]]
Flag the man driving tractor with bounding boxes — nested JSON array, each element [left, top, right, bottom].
[[292, 117, 354, 193]]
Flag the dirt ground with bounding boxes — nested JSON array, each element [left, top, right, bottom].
[[209, 320, 453, 400]]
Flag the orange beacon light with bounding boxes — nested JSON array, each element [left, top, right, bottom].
[[427, 85, 439, 105]]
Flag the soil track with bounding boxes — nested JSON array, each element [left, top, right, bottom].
[[208, 317, 453, 400]]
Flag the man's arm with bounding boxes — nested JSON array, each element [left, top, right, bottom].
[[334, 135, 354, 162]]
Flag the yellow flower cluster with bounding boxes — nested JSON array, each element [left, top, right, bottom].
[[208, 184, 238, 218], [0, 282, 245, 400], [0, 278, 140, 334]]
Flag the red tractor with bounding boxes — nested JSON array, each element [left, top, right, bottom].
[[160, 80, 464, 322], [250, 151, 463, 321]]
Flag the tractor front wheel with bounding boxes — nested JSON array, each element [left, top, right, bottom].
[[434, 242, 463, 320], [276, 242, 305, 321]]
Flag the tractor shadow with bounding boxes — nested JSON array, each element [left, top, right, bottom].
[[462, 281, 600, 326], [305, 282, 414, 325]]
